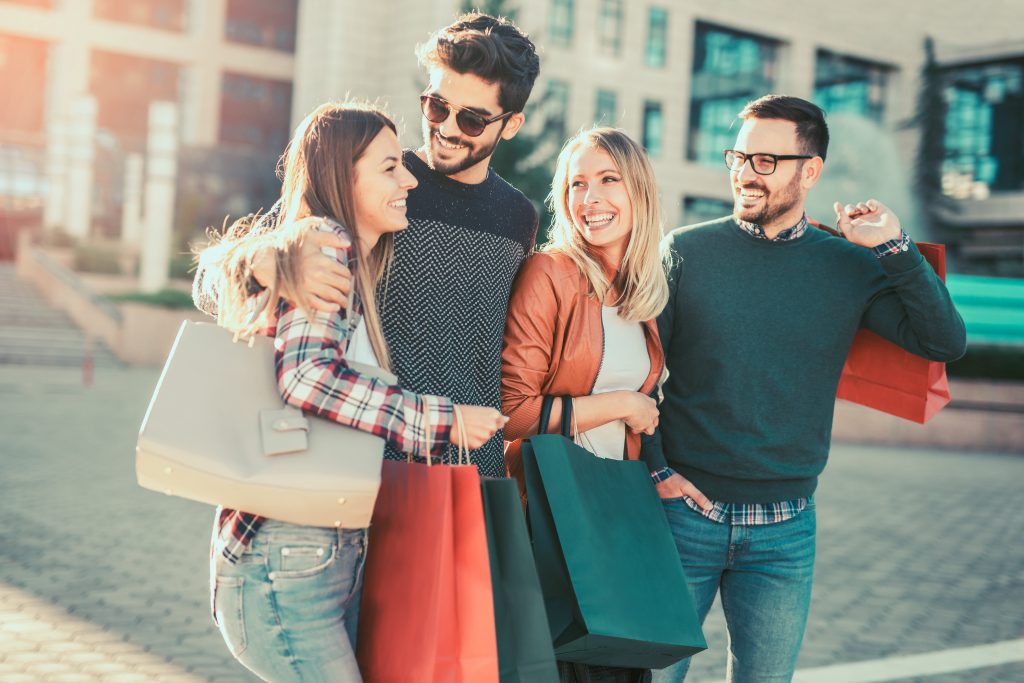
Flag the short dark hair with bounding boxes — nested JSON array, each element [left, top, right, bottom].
[[738, 95, 830, 162], [417, 12, 540, 113]]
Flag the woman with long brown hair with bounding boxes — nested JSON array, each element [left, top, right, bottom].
[[202, 102, 506, 682]]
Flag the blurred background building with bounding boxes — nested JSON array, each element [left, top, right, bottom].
[[1, 0, 1022, 277]]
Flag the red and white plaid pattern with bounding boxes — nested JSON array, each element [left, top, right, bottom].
[[213, 221, 454, 563]]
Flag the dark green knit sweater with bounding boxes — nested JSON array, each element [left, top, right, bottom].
[[640, 217, 966, 503]]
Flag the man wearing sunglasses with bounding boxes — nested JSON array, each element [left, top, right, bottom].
[[644, 95, 966, 683], [193, 13, 540, 478]]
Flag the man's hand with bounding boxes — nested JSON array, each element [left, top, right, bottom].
[[655, 473, 713, 511], [833, 199, 902, 248], [251, 217, 352, 311]]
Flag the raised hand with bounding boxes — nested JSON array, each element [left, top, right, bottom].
[[833, 199, 903, 248]]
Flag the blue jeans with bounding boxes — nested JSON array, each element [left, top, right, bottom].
[[653, 498, 816, 683], [211, 519, 369, 682]]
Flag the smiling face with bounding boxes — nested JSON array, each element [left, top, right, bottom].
[[420, 67, 523, 184], [352, 127, 418, 247], [567, 146, 634, 263], [731, 117, 820, 230]]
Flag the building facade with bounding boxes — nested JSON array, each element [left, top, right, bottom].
[[291, 0, 1024, 275], [0, 0, 298, 236]]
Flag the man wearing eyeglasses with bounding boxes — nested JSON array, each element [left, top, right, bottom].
[[644, 95, 966, 683], [193, 13, 540, 478]]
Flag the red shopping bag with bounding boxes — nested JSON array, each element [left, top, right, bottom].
[[836, 242, 951, 423], [356, 457, 499, 682]]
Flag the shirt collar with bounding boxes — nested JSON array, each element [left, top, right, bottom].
[[736, 214, 808, 242]]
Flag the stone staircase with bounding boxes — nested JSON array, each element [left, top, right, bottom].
[[0, 263, 122, 368]]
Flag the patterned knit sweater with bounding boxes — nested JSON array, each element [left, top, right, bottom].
[[193, 150, 538, 477]]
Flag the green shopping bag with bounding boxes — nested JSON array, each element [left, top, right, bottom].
[[481, 478, 560, 683], [522, 433, 707, 669]]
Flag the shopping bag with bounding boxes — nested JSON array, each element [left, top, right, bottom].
[[481, 478, 559, 683], [522, 434, 706, 669], [837, 242, 952, 423], [356, 458, 499, 682]]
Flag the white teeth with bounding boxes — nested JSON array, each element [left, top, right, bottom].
[[389, 200, 406, 208], [740, 189, 765, 199], [435, 132, 463, 150], [584, 212, 614, 226]]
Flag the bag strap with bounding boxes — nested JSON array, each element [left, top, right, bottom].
[[539, 395, 556, 435], [561, 395, 574, 440], [809, 217, 844, 239]]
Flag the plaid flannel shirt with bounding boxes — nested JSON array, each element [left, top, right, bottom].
[[213, 221, 454, 563], [674, 215, 909, 525]]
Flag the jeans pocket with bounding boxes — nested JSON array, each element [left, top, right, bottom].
[[268, 540, 338, 580], [212, 575, 247, 656]]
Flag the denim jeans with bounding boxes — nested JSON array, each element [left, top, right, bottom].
[[652, 498, 816, 683], [211, 519, 369, 682]]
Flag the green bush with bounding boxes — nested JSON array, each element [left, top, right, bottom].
[[107, 289, 195, 309], [73, 243, 122, 274], [947, 345, 1024, 382]]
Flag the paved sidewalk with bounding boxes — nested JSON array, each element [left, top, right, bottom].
[[0, 364, 1022, 682]]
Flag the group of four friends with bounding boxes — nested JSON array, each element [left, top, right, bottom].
[[192, 12, 966, 683]]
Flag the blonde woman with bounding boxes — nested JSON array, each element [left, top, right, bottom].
[[501, 127, 669, 681], [202, 102, 506, 682]]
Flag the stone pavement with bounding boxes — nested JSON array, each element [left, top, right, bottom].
[[0, 363, 1022, 682]]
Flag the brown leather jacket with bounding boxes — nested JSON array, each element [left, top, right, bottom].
[[501, 251, 665, 487]]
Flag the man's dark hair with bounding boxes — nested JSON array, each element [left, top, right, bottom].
[[738, 95, 830, 162], [417, 12, 540, 113]]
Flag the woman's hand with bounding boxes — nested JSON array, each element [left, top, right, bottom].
[[620, 391, 659, 435], [452, 405, 510, 449], [250, 217, 352, 311]]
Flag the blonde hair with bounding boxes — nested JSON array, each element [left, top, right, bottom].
[[545, 127, 669, 322], [213, 102, 397, 370]]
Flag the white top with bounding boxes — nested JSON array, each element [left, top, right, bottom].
[[346, 315, 381, 367], [577, 306, 650, 460]]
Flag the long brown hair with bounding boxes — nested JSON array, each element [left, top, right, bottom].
[[217, 102, 398, 369]]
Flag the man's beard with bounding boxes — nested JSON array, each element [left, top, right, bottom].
[[733, 172, 803, 227], [422, 123, 501, 177]]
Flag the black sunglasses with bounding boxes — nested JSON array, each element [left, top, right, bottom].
[[420, 94, 515, 138], [724, 150, 813, 176]]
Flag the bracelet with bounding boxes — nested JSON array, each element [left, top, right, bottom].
[[650, 467, 675, 484]]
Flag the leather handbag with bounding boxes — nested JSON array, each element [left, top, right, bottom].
[[136, 320, 396, 528]]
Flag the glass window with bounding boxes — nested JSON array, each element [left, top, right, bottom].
[[549, 0, 574, 47], [942, 59, 1024, 194], [682, 196, 733, 225], [93, 0, 185, 31], [594, 89, 617, 125], [813, 50, 888, 121], [220, 72, 292, 151], [597, 0, 623, 56], [545, 79, 570, 138], [90, 50, 181, 144], [0, 35, 48, 136], [643, 101, 663, 157], [224, 0, 297, 53], [688, 23, 778, 166], [645, 7, 668, 68]]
